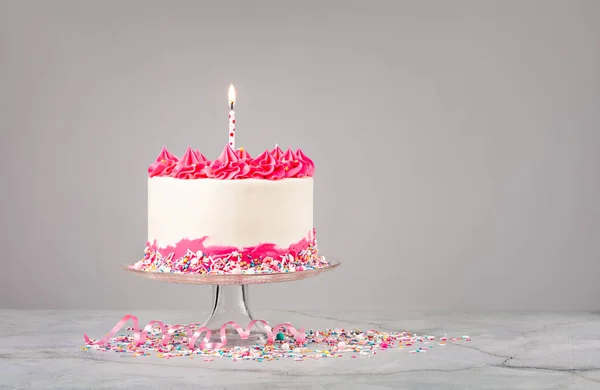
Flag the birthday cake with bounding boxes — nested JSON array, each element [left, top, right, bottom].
[[130, 145, 328, 274]]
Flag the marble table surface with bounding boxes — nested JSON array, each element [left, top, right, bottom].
[[1, 310, 599, 389]]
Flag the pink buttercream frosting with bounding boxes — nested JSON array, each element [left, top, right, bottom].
[[150, 233, 313, 261], [271, 145, 284, 160], [148, 145, 314, 180], [249, 150, 286, 180], [131, 229, 326, 274], [208, 145, 251, 179], [294, 148, 315, 177], [148, 147, 179, 177], [236, 148, 252, 161], [171, 147, 210, 179], [282, 148, 310, 178]]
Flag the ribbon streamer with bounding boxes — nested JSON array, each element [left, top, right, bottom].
[[84, 314, 306, 350]]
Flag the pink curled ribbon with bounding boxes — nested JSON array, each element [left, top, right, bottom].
[[84, 314, 306, 350]]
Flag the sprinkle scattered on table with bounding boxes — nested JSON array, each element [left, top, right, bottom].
[[83, 324, 471, 362]]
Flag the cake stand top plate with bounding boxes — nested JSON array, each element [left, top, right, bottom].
[[122, 260, 340, 285]]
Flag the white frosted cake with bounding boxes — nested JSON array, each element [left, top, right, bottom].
[[131, 145, 328, 274]]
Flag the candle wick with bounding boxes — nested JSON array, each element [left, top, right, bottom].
[[230, 102, 234, 110]]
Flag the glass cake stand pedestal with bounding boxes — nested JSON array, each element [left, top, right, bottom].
[[122, 260, 341, 347]]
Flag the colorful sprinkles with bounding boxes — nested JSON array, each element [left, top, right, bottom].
[[83, 323, 471, 361], [131, 244, 328, 274]]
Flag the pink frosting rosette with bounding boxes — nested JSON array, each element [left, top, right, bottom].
[[171, 147, 210, 179], [270, 145, 284, 161], [149, 145, 314, 180], [208, 145, 251, 179], [236, 148, 252, 161], [249, 150, 286, 180], [294, 148, 315, 177], [148, 147, 179, 177], [282, 148, 312, 178]]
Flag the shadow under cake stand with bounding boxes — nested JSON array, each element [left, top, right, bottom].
[[122, 260, 341, 347]]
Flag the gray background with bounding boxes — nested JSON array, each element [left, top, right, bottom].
[[1, 0, 599, 311]]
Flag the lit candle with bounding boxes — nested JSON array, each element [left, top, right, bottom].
[[228, 84, 236, 149]]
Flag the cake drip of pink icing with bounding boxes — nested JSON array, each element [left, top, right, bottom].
[[208, 145, 251, 180], [148, 147, 179, 177], [147, 145, 314, 179], [171, 147, 211, 179], [149, 229, 316, 260]]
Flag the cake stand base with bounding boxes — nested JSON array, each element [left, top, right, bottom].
[[202, 284, 267, 347], [123, 260, 340, 348]]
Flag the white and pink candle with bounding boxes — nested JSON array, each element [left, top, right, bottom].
[[228, 84, 236, 149]]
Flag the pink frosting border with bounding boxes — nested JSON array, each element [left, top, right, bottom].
[[131, 229, 327, 274], [148, 145, 314, 180]]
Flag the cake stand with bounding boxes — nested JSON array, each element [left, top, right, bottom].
[[123, 260, 341, 347]]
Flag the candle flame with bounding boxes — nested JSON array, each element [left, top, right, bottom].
[[228, 84, 236, 106]]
